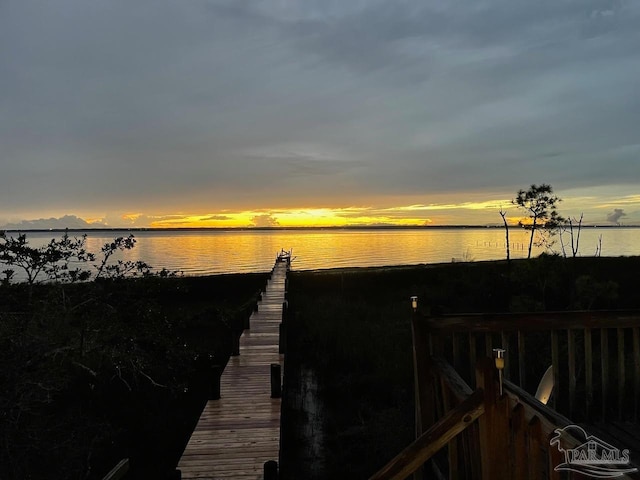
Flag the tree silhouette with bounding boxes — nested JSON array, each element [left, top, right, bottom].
[[513, 184, 562, 258]]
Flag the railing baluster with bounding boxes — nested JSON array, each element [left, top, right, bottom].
[[551, 330, 560, 410], [511, 404, 527, 480], [412, 318, 434, 437], [468, 332, 477, 389], [518, 330, 526, 390], [485, 333, 493, 358], [452, 332, 461, 374], [501, 331, 510, 381], [634, 327, 640, 422], [567, 329, 576, 419], [601, 328, 609, 420], [585, 328, 593, 421], [439, 377, 460, 480], [618, 327, 626, 421], [548, 435, 563, 480], [527, 416, 543, 480]]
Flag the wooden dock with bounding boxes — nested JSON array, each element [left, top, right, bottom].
[[178, 260, 287, 479]]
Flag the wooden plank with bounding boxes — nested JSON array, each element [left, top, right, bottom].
[[178, 260, 287, 479], [368, 389, 485, 480]]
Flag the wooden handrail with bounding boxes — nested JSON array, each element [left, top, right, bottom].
[[101, 458, 129, 480], [431, 356, 473, 403], [369, 389, 484, 480], [422, 310, 640, 333]]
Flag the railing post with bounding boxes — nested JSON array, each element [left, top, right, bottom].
[[475, 357, 509, 479], [411, 313, 434, 480], [270, 363, 281, 398], [279, 323, 286, 354]]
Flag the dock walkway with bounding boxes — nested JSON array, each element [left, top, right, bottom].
[[178, 260, 287, 479]]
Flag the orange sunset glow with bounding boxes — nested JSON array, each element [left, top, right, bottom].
[[138, 200, 526, 229]]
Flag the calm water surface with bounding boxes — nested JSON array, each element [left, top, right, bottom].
[[10, 228, 639, 277]]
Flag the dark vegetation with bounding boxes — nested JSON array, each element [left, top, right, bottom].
[[283, 255, 640, 479], [4, 227, 639, 479], [0, 231, 267, 479]]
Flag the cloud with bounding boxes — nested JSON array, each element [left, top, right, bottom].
[[1, 0, 640, 223], [251, 214, 280, 228], [606, 209, 627, 224], [1, 215, 106, 230]]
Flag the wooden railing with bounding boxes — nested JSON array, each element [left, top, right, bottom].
[[419, 310, 640, 422], [371, 355, 586, 479], [369, 310, 640, 480]]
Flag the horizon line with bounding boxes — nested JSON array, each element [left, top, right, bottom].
[[3, 224, 639, 233]]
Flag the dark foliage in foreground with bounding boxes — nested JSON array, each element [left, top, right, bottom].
[[0, 273, 266, 480], [283, 255, 640, 479]]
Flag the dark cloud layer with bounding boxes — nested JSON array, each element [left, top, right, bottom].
[[2, 215, 106, 230], [1, 0, 639, 224]]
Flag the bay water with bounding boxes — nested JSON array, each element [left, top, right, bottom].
[[4, 227, 638, 278]]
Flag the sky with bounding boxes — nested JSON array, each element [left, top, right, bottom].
[[1, 0, 639, 229]]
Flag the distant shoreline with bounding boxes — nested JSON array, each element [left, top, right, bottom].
[[3, 224, 639, 233]]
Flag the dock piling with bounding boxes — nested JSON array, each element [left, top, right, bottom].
[[279, 323, 286, 354], [271, 363, 282, 398], [264, 460, 278, 480]]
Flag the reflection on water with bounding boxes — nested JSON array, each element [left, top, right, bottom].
[[4, 228, 640, 277]]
